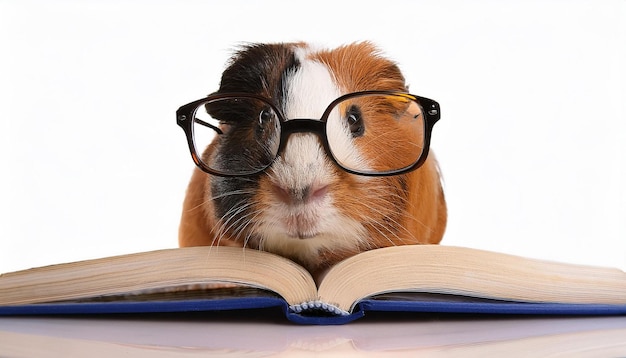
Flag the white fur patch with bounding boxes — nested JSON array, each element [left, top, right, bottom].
[[278, 56, 338, 192], [253, 47, 369, 266]]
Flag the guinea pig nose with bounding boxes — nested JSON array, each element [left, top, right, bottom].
[[271, 183, 328, 205]]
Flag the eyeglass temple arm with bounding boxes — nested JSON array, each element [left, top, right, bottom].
[[194, 117, 223, 135]]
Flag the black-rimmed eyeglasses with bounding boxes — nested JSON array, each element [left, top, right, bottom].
[[176, 90, 441, 177]]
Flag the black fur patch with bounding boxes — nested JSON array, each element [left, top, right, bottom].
[[218, 43, 300, 104], [211, 43, 301, 235]]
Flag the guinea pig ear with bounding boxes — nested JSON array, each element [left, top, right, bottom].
[[204, 98, 227, 122], [204, 91, 220, 120]]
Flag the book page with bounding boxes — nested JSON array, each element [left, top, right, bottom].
[[318, 245, 626, 312], [0, 247, 317, 307]]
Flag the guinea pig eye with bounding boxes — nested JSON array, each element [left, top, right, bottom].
[[346, 105, 364, 137], [259, 107, 274, 125], [256, 106, 278, 137]]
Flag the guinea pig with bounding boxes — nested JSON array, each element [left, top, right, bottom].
[[178, 42, 447, 275]]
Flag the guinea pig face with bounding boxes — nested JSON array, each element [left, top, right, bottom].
[[180, 42, 446, 273]]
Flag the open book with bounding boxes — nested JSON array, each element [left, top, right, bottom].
[[1, 245, 625, 324]]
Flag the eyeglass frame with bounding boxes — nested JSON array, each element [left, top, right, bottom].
[[176, 90, 441, 177]]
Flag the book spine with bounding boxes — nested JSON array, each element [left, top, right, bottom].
[[289, 301, 349, 316]]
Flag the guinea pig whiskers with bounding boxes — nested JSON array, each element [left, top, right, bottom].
[[371, 186, 436, 234], [204, 189, 257, 245], [402, 212, 435, 234], [215, 200, 255, 238], [208, 188, 256, 202], [369, 219, 411, 247], [365, 222, 396, 248], [349, 186, 417, 246], [228, 211, 260, 250], [232, 207, 264, 243], [184, 201, 208, 214], [359, 208, 410, 247], [374, 201, 418, 244], [242, 214, 265, 249]]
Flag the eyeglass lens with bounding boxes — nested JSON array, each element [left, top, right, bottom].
[[192, 97, 281, 175], [326, 94, 425, 174]]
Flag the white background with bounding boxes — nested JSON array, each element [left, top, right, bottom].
[[1, 0, 624, 274]]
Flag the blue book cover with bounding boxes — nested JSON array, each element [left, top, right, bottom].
[[1, 293, 626, 325]]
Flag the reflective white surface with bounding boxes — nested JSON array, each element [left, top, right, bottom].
[[2, 312, 626, 357]]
